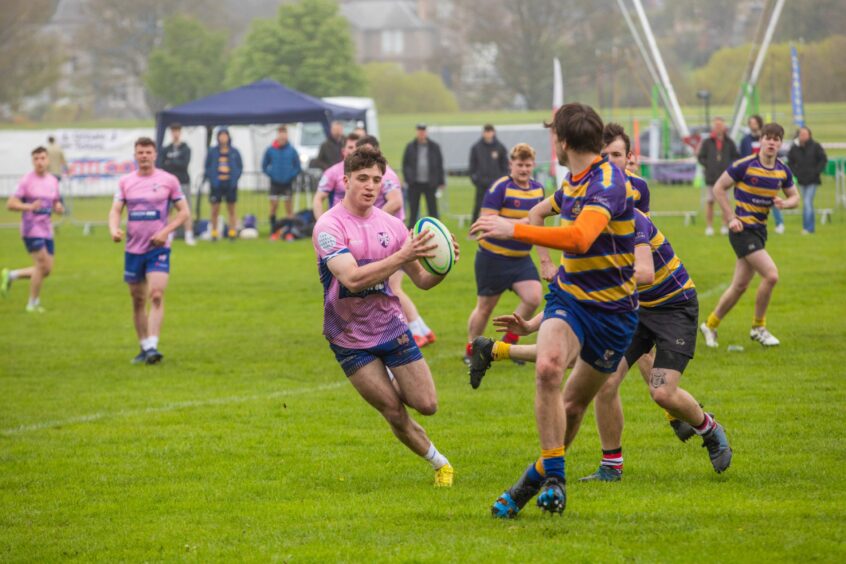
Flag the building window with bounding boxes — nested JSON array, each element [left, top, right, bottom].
[[381, 30, 404, 55]]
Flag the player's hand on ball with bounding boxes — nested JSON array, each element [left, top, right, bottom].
[[451, 233, 460, 263], [728, 218, 743, 233], [492, 312, 533, 336], [402, 229, 437, 262], [111, 228, 124, 242], [470, 215, 515, 240], [150, 230, 168, 247]]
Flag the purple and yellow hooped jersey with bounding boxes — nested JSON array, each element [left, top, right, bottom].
[[627, 172, 650, 215], [633, 209, 695, 308], [478, 176, 545, 258], [726, 155, 794, 230], [550, 157, 638, 313]]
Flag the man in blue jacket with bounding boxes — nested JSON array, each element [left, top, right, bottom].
[[262, 125, 301, 237], [204, 128, 243, 241]]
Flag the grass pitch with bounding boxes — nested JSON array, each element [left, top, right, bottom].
[[1, 182, 845, 562]]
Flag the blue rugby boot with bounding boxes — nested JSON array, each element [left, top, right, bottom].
[[145, 348, 164, 365], [131, 349, 147, 365], [536, 476, 566, 514], [579, 465, 622, 482], [701, 421, 732, 473], [491, 464, 542, 519]]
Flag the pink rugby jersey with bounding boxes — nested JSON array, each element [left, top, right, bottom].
[[115, 169, 184, 255], [319, 162, 405, 220], [14, 171, 60, 239], [313, 203, 409, 349]]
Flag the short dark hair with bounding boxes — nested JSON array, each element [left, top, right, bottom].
[[799, 125, 813, 137], [344, 132, 362, 144], [134, 137, 156, 149], [47, 136, 55, 143], [602, 122, 631, 155], [169, 123, 182, 130], [749, 115, 763, 129], [32, 146, 48, 156], [277, 125, 288, 133], [344, 146, 387, 175], [355, 135, 380, 149], [483, 124, 495, 132], [761, 123, 784, 141], [545, 103, 604, 154]]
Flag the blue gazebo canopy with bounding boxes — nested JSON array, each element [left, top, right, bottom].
[[155, 79, 366, 147]]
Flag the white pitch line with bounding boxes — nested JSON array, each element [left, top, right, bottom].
[[1, 381, 346, 436], [698, 282, 728, 299]]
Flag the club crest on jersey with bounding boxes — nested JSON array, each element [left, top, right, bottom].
[[750, 176, 759, 185], [377, 232, 391, 247], [571, 201, 582, 216], [513, 199, 521, 208]]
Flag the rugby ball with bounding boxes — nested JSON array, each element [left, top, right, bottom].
[[413, 217, 454, 276], [239, 227, 259, 240]]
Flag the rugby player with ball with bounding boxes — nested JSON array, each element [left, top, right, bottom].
[[311, 145, 459, 487]]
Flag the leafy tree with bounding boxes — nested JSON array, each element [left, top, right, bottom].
[[145, 15, 229, 106], [0, 0, 62, 114], [364, 63, 458, 114], [225, 0, 364, 97]]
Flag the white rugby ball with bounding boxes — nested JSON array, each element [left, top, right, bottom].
[[239, 227, 259, 240], [413, 217, 454, 275]]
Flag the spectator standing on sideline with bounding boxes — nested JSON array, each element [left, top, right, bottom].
[[402, 124, 445, 227], [698, 117, 739, 236], [204, 128, 242, 241], [787, 126, 828, 235], [262, 125, 302, 238], [157, 123, 196, 245], [46, 136, 67, 182], [740, 115, 784, 234], [313, 121, 345, 171], [468, 124, 509, 222]]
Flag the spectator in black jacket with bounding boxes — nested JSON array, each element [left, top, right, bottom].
[[468, 124, 509, 221], [698, 117, 739, 236], [402, 124, 445, 226], [157, 123, 195, 245], [787, 126, 828, 234], [312, 121, 344, 171]]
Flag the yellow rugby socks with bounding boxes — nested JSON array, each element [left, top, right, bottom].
[[706, 312, 722, 330], [753, 316, 766, 328], [492, 341, 511, 361]]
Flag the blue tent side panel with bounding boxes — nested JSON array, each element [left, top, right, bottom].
[[155, 79, 367, 147]]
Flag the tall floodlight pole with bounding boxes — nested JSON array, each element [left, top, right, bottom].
[[630, 0, 690, 141], [552, 57, 568, 188], [729, 0, 786, 140], [616, 0, 680, 134]]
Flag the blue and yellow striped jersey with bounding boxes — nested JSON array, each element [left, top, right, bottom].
[[633, 209, 695, 308], [726, 155, 794, 229], [478, 176, 545, 258], [550, 157, 638, 313], [628, 172, 650, 215]]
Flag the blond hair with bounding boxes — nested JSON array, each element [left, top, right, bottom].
[[510, 143, 536, 161]]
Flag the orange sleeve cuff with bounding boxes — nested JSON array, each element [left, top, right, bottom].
[[512, 209, 610, 253]]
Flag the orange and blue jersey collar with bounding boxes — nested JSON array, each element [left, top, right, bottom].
[[569, 156, 605, 184]]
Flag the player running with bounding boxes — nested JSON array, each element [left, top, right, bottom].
[[312, 146, 459, 486], [471, 103, 638, 516], [2, 147, 64, 312], [700, 123, 799, 348], [465, 143, 545, 365], [470, 208, 732, 491], [108, 137, 190, 365]]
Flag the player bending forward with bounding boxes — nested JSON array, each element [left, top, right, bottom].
[[312, 146, 459, 486]]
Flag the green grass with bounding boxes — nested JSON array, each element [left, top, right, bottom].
[[2, 183, 845, 562]]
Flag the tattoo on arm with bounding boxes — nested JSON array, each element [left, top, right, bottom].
[[650, 369, 667, 389]]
